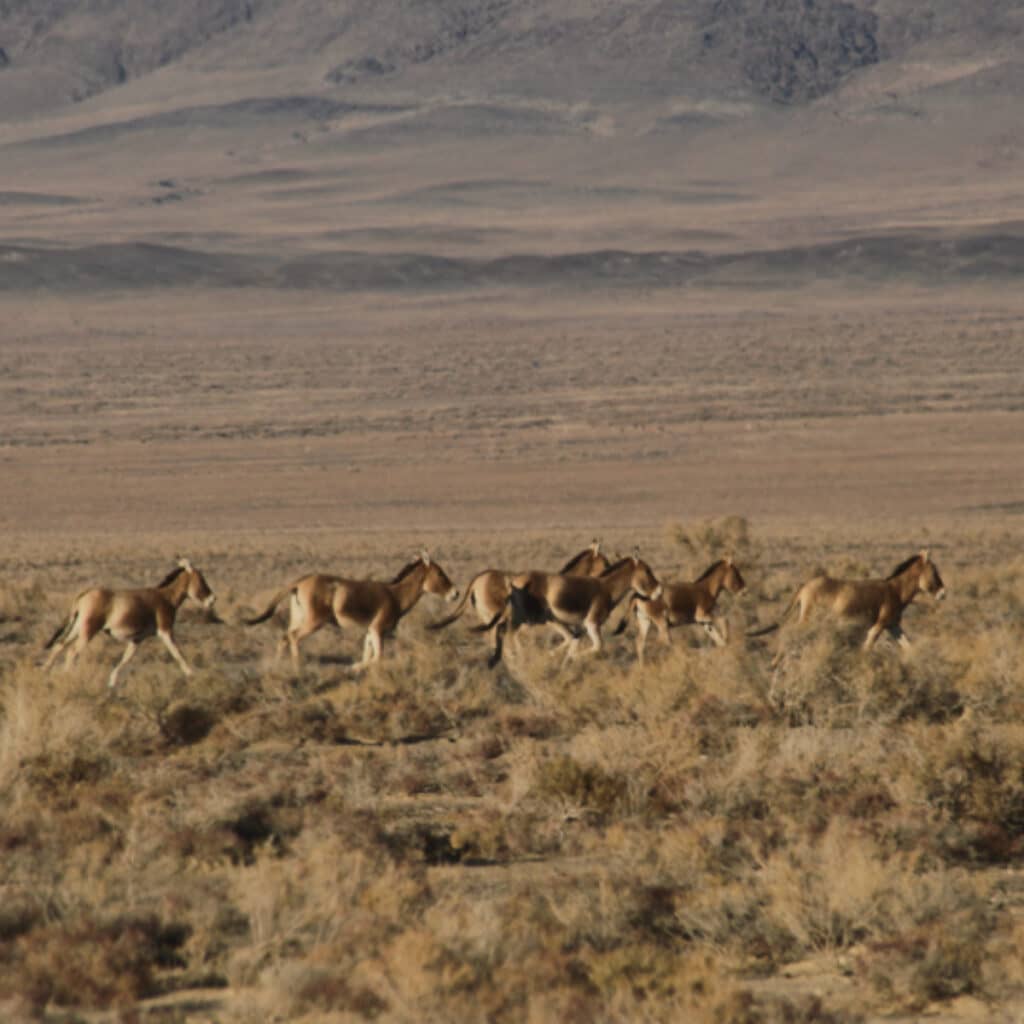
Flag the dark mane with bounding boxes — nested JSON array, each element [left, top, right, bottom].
[[600, 556, 634, 577], [559, 548, 592, 574], [695, 559, 725, 583], [390, 559, 423, 584], [887, 554, 922, 579], [155, 566, 185, 589]]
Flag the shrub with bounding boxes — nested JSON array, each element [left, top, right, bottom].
[[3, 914, 188, 1013]]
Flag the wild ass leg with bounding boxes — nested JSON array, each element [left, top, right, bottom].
[[274, 633, 291, 665], [286, 607, 335, 670], [487, 620, 507, 669], [563, 620, 601, 662], [550, 621, 580, 662], [282, 594, 320, 670], [771, 639, 787, 670], [863, 621, 885, 649], [700, 616, 727, 647], [284, 606, 323, 671], [635, 613, 651, 665], [353, 627, 381, 671], [64, 629, 96, 671], [157, 629, 194, 679], [57, 615, 100, 671], [886, 624, 911, 650], [108, 641, 139, 689], [43, 630, 75, 671], [549, 622, 576, 649], [286, 622, 322, 670]]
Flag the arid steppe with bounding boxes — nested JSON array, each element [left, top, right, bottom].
[[2, 1, 1024, 1021]]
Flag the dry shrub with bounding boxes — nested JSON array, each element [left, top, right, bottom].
[[0, 577, 54, 631], [533, 755, 631, 825], [860, 872, 1000, 1009], [448, 809, 517, 864], [586, 947, 740, 1021], [911, 722, 1024, 863], [765, 626, 960, 728], [954, 624, 1024, 721], [848, 649, 962, 724], [0, 898, 43, 944], [718, 991, 863, 1024], [215, 794, 306, 865], [757, 824, 900, 953], [766, 626, 866, 727], [19, 747, 112, 798], [326, 669, 459, 744], [1, 913, 188, 1013], [499, 708, 573, 741], [690, 693, 766, 757], [668, 516, 754, 563], [159, 700, 219, 745], [0, 673, 108, 793], [0, 531, 1020, 1022], [273, 961, 388, 1018]]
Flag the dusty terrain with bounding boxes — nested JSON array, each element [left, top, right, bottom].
[[2, 1, 1024, 1021], [2, 288, 1022, 540]]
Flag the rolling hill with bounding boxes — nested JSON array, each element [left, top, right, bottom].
[[1, 0, 1023, 291]]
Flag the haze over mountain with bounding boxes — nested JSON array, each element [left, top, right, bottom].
[[2, 0, 1024, 291]]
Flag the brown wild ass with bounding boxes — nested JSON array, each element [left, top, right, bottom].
[[427, 540, 610, 646], [616, 557, 747, 663], [246, 553, 457, 670], [748, 550, 946, 662], [482, 552, 661, 666], [42, 558, 218, 689]]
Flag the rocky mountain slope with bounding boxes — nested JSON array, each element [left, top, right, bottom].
[[1, 0, 1022, 118], [2, 1, 1024, 293]]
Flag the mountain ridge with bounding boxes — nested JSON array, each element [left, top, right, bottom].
[[2, 1, 1023, 121]]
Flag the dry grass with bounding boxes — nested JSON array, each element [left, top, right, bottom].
[[1, 521, 1023, 1021]]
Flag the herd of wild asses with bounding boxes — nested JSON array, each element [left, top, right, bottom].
[[38, 541, 947, 689]]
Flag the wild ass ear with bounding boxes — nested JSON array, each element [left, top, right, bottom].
[[176, 555, 194, 572], [920, 548, 931, 562], [724, 551, 734, 565], [591, 538, 601, 554], [420, 548, 432, 567], [631, 545, 640, 561]]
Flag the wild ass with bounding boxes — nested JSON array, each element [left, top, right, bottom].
[[616, 557, 747, 663], [246, 552, 458, 670], [748, 550, 946, 663], [427, 539, 610, 647], [481, 552, 661, 666], [42, 558, 218, 688]]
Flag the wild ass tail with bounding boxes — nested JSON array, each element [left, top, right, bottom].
[[43, 608, 77, 650], [746, 590, 800, 638], [244, 587, 293, 626], [427, 578, 478, 631]]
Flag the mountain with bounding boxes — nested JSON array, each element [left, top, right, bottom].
[[2, 1, 1022, 116], [2, 1, 1023, 292]]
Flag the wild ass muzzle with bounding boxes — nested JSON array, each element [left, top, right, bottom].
[[42, 558, 218, 689], [615, 557, 747, 663], [246, 552, 457, 671], [747, 549, 946, 664]]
